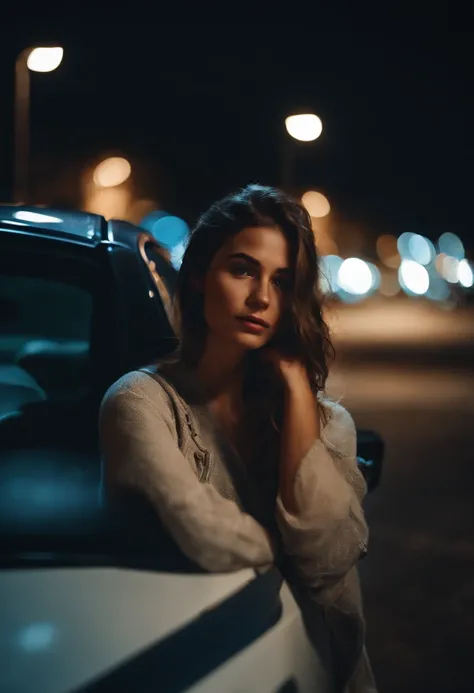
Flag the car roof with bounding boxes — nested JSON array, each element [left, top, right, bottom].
[[0, 205, 108, 245]]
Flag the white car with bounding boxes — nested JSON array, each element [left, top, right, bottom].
[[1, 558, 332, 693]]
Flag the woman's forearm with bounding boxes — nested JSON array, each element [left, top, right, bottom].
[[100, 381, 276, 573], [279, 370, 321, 514]]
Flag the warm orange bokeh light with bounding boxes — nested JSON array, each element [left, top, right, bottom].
[[93, 157, 131, 188], [379, 270, 401, 297], [376, 234, 400, 268], [302, 191, 330, 218]]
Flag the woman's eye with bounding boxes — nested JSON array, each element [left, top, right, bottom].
[[230, 264, 253, 277], [273, 276, 290, 290]]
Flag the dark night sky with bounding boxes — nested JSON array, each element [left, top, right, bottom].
[[0, 22, 472, 246]]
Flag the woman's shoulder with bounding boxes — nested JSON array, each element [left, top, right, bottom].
[[100, 368, 176, 416]]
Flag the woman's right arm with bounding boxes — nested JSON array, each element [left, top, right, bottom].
[[99, 381, 274, 572]]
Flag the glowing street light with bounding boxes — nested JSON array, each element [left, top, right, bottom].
[[285, 114, 323, 142], [26, 47, 64, 73], [281, 113, 323, 192], [14, 45, 64, 202]]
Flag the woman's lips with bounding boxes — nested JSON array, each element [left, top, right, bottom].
[[236, 317, 268, 333]]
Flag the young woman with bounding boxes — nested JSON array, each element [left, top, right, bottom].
[[99, 185, 376, 692]]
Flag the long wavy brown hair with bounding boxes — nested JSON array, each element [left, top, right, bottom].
[[174, 184, 334, 433]]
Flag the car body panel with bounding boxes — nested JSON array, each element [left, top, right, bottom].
[[188, 582, 332, 693], [0, 565, 331, 693], [0, 567, 256, 693]]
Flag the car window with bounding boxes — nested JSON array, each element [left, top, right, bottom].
[[0, 273, 92, 402]]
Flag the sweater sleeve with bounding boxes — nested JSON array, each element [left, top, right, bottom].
[[275, 400, 369, 599], [99, 373, 275, 572]]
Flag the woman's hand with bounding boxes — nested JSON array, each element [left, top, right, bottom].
[[260, 348, 321, 514], [259, 347, 309, 394]]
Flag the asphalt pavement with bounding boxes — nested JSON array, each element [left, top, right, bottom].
[[326, 299, 474, 693]]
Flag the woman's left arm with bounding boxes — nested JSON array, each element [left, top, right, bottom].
[[266, 355, 369, 597]]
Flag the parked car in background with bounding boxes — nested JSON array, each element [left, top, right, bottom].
[[0, 206, 384, 693]]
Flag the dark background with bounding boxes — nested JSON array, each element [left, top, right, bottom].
[[0, 21, 472, 244]]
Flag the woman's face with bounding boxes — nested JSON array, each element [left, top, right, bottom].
[[202, 226, 292, 352]]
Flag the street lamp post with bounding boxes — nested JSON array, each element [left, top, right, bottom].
[[281, 113, 323, 193], [14, 46, 64, 203]]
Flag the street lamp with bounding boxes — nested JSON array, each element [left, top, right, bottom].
[[285, 114, 323, 142], [14, 46, 64, 203], [281, 112, 323, 192]]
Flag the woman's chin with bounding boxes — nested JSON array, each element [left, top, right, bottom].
[[233, 332, 269, 350], [211, 328, 270, 353]]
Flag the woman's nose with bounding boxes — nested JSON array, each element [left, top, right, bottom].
[[248, 280, 270, 309]]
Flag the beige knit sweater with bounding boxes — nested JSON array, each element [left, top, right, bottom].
[[99, 362, 377, 692]]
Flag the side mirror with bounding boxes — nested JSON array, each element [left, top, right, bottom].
[[356, 429, 384, 493]]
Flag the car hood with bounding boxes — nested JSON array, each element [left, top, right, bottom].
[[0, 565, 256, 693]]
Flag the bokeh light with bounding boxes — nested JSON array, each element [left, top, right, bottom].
[[440, 256, 460, 284], [140, 212, 190, 270], [457, 259, 474, 288], [399, 260, 430, 295], [379, 271, 401, 297], [426, 269, 451, 302], [397, 232, 413, 260], [407, 234, 435, 265], [438, 232, 464, 260], [337, 258, 373, 295], [93, 157, 131, 188], [302, 191, 330, 218], [376, 234, 400, 268], [367, 263, 381, 292], [435, 253, 446, 274]]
